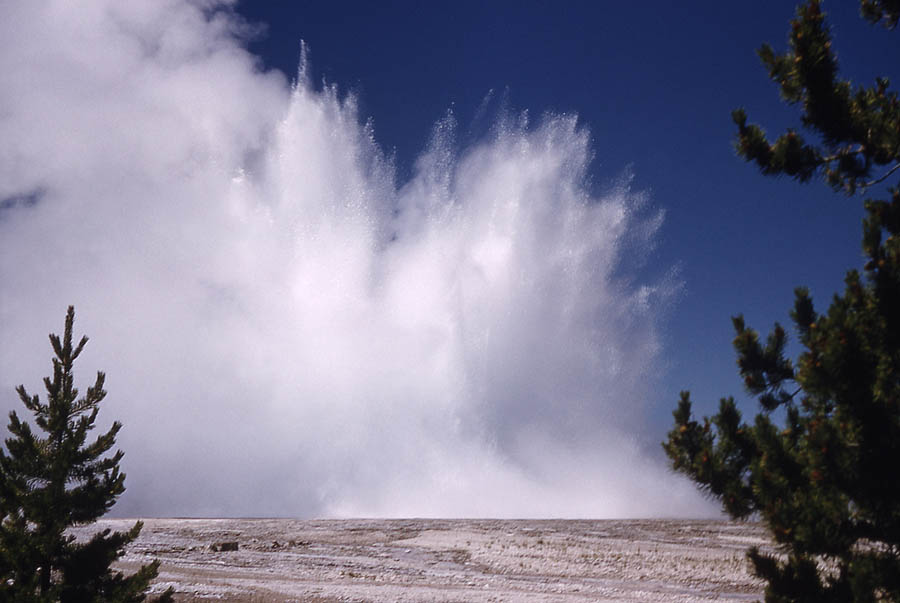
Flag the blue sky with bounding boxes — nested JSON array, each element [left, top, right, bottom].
[[236, 0, 898, 430], [1, 1, 897, 517]]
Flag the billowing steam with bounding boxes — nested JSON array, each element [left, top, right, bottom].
[[0, 1, 712, 517]]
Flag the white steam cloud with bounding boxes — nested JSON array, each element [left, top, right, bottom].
[[0, 1, 713, 517]]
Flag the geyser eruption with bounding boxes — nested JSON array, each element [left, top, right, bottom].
[[0, 1, 712, 517]]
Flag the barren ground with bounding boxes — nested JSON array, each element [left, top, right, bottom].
[[76, 518, 773, 602]]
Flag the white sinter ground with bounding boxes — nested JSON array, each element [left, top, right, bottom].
[[74, 518, 771, 602]]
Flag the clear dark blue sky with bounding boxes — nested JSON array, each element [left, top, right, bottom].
[[233, 1, 898, 434]]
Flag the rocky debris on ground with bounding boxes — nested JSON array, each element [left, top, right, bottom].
[[69, 518, 772, 602]]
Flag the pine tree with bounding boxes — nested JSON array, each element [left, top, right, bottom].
[[0, 307, 174, 602], [663, 1, 900, 600]]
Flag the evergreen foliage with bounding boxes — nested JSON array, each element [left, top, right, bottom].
[[0, 307, 174, 602], [664, 1, 900, 600]]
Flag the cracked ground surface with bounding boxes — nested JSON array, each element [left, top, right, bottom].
[[74, 518, 772, 601]]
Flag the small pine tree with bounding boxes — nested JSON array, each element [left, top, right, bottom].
[[664, 1, 899, 601], [0, 307, 174, 602]]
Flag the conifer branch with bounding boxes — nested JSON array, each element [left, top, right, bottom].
[[862, 161, 900, 189]]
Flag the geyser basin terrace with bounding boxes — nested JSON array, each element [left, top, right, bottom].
[[79, 517, 769, 601]]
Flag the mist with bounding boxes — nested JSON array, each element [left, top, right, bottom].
[[0, 1, 713, 518]]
